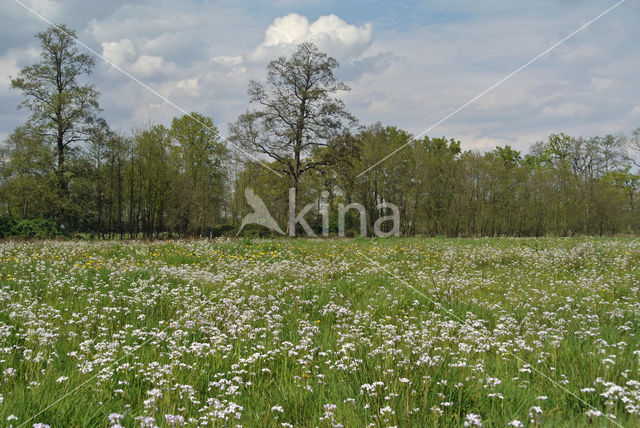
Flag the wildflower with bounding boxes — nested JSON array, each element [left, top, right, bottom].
[[463, 413, 483, 427], [380, 406, 394, 415], [585, 409, 602, 418], [529, 406, 543, 425], [271, 405, 284, 413], [508, 420, 524, 427], [108, 413, 124, 425], [140, 416, 158, 428], [164, 414, 185, 426], [324, 404, 337, 412]]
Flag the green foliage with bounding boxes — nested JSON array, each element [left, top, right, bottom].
[[11, 218, 59, 239], [230, 43, 356, 235], [2, 238, 640, 426], [2, 26, 639, 238], [0, 215, 17, 238]]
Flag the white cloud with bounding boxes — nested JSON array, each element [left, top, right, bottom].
[[3, 0, 639, 153], [168, 78, 200, 97], [263, 13, 310, 47], [212, 56, 243, 66], [542, 102, 589, 118], [130, 55, 176, 78], [25, 0, 62, 20], [0, 52, 19, 87], [590, 77, 614, 91], [101, 39, 136, 67], [249, 13, 372, 61]]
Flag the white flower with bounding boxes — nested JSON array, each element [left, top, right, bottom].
[[164, 414, 185, 426], [56, 376, 68, 383], [508, 420, 524, 427], [585, 409, 602, 418], [463, 413, 483, 427], [380, 406, 394, 415], [271, 405, 284, 413], [108, 413, 124, 425], [140, 416, 158, 428]]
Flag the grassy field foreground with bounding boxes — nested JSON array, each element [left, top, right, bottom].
[[0, 237, 639, 427]]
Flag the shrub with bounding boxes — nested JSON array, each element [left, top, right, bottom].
[[11, 218, 59, 239], [0, 216, 17, 238]]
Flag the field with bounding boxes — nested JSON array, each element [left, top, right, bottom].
[[1, 238, 639, 427]]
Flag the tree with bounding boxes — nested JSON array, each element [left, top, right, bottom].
[[10, 24, 100, 224], [134, 125, 172, 238], [230, 42, 355, 235], [627, 127, 640, 169], [0, 126, 56, 219], [169, 113, 227, 236]]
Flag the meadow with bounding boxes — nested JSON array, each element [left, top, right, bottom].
[[0, 237, 639, 427]]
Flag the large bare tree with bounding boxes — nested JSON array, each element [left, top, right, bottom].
[[230, 42, 355, 235]]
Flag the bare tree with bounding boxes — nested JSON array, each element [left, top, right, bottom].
[[230, 42, 355, 235]]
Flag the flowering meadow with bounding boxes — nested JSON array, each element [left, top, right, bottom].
[[1, 238, 639, 427]]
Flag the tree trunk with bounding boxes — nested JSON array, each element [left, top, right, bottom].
[[287, 173, 299, 237]]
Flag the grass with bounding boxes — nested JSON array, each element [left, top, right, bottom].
[[0, 237, 639, 427]]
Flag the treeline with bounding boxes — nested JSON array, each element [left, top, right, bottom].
[[2, 120, 638, 238], [1, 24, 639, 238], [1, 115, 228, 239], [236, 126, 639, 237]]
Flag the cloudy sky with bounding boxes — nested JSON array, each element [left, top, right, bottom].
[[1, 0, 639, 152]]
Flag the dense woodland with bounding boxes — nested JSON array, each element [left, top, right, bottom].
[[1, 24, 639, 238]]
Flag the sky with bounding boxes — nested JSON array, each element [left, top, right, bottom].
[[1, 0, 639, 153]]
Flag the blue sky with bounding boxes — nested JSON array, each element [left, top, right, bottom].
[[1, 0, 639, 152]]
